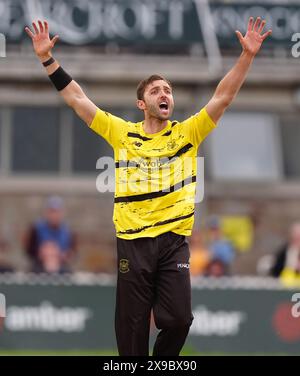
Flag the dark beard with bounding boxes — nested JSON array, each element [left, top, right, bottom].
[[148, 104, 171, 121]]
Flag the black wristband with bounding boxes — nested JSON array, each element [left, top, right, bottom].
[[42, 57, 55, 67], [48, 66, 73, 91]]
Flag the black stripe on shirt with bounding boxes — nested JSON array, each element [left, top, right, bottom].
[[114, 175, 196, 203], [170, 143, 193, 160], [117, 211, 195, 235], [129, 120, 179, 140], [128, 123, 177, 140], [115, 143, 193, 169], [127, 132, 152, 141], [115, 160, 139, 168]]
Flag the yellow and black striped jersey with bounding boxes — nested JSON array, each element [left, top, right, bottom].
[[90, 108, 216, 239]]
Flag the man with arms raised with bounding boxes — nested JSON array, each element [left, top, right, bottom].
[[26, 17, 271, 356]]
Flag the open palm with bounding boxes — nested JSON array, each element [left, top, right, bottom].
[[236, 17, 272, 56], [25, 20, 59, 58]]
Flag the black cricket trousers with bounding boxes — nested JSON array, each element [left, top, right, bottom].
[[115, 231, 193, 356]]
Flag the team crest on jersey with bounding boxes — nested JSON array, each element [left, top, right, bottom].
[[119, 259, 130, 273], [167, 140, 178, 150]]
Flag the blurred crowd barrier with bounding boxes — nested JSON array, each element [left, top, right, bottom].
[[0, 273, 299, 354]]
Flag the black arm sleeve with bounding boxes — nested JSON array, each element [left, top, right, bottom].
[[49, 66, 73, 91]]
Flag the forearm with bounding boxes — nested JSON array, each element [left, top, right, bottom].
[[205, 51, 254, 123], [205, 17, 271, 124], [26, 20, 97, 125], [214, 51, 254, 104], [38, 52, 85, 106]]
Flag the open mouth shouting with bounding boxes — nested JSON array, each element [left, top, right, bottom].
[[159, 101, 169, 115]]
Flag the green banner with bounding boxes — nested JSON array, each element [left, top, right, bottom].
[[189, 288, 300, 354], [0, 1, 298, 47], [0, 276, 299, 354]]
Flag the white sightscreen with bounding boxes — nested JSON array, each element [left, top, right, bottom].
[[209, 112, 282, 181]]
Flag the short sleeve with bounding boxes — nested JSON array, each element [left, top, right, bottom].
[[89, 108, 127, 148], [182, 107, 217, 147]]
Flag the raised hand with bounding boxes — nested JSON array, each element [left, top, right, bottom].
[[235, 17, 272, 57], [25, 20, 59, 61]]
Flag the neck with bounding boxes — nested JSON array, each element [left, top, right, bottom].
[[142, 115, 168, 134]]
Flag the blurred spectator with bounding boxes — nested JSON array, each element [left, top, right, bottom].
[[0, 264, 14, 273], [33, 241, 70, 274], [0, 234, 14, 273], [256, 254, 275, 276], [189, 231, 210, 276], [24, 196, 76, 272], [205, 216, 235, 276], [205, 259, 227, 277], [271, 222, 300, 286]]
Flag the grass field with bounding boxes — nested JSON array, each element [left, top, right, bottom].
[[0, 347, 201, 356], [0, 349, 290, 356]]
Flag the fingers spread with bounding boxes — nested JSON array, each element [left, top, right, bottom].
[[262, 30, 272, 41], [44, 21, 49, 34], [258, 20, 266, 34], [32, 22, 39, 34], [51, 35, 59, 47], [247, 17, 254, 32], [253, 17, 261, 32], [25, 27, 34, 39], [235, 30, 244, 46], [38, 20, 44, 33]]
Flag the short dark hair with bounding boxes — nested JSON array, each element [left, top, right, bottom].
[[136, 74, 172, 100]]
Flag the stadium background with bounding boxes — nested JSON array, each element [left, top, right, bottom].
[[0, 0, 300, 355]]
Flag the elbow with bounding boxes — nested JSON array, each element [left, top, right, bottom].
[[221, 95, 234, 108], [213, 93, 234, 110], [66, 93, 84, 109]]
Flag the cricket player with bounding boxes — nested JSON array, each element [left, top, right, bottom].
[[26, 17, 271, 356]]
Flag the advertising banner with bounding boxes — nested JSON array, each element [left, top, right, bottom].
[[0, 276, 299, 354], [0, 1, 297, 47]]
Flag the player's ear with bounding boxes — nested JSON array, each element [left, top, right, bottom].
[[136, 99, 146, 111]]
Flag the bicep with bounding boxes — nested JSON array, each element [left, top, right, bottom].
[[72, 95, 98, 126], [205, 95, 229, 125], [59, 81, 97, 126]]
